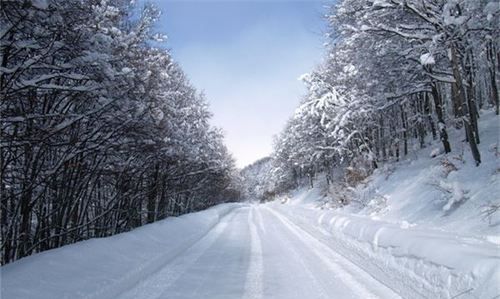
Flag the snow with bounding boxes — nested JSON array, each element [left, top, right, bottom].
[[441, 181, 467, 212], [429, 147, 442, 157], [1, 116, 25, 122], [2, 183, 499, 299], [484, 2, 499, 21], [484, 2, 500, 14], [443, 2, 468, 26], [270, 202, 500, 298], [419, 53, 435, 65], [486, 235, 500, 245], [152, 107, 165, 124], [2, 203, 404, 299], [294, 110, 499, 237], [275, 110, 500, 298], [121, 67, 133, 74], [1, 112, 498, 299], [298, 72, 311, 82], [243, 208, 264, 299], [372, 0, 393, 8], [360, 24, 372, 31], [1, 204, 242, 299], [31, 0, 48, 9], [483, 1, 500, 22]]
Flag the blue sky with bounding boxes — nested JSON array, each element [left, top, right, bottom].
[[149, 0, 328, 167]]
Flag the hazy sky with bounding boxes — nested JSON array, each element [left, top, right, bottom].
[[151, 1, 327, 168]]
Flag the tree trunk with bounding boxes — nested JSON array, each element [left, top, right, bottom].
[[451, 45, 481, 166], [400, 106, 408, 156], [424, 92, 436, 140], [487, 40, 499, 115], [146, 164, 160, 224], [431, 83, 451, 153]]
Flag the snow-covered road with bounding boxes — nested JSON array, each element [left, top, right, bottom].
[[118, 205, 399, 299], [2, 203, 499, 298]]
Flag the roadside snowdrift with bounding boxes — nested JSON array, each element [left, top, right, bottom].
[[1, 203, 243, 299], [286, 110, 499, 235], [351, 110, 499, 235], [271, 204, 499, 298], [277, 110, 499, 298]]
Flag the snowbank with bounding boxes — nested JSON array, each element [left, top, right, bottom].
[[1, 203, 243, 299], [347, 110, 500, 236], [275, 110, 499, 298], [271, 204, 500, 298], [286, 110, 499, 235]]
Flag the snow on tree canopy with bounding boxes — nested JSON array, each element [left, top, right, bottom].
[[372, 0, 393, 8], [1, 0, 238, 266], [484, 2, 500, 21], [31, 0, 48, 9], [420, 53, 435, 66], [443, 1, 468, 26]]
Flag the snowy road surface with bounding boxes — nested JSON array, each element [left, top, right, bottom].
[[118, 205, 399, 299], [2, 203, 499, 298]]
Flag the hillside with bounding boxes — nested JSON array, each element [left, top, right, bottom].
[[280, 109, 499, 237]]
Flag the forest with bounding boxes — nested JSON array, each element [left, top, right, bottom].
[[1, 0, 499, 298], [0, 0, 240, 265], [250, 0, 499, 199], [1, 0, 499, 267]]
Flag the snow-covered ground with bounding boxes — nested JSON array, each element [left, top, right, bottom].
[[270, 202, 500, 298], [3, 203, 402, 299], [284, 110, 499, 243], [273, 109, 500, 298], [290, 110, 499, 236], [1, 204, 241, 299], [1, 111, 498, 299], [2, 201, 499, 298], [342, 110, 500, 237]]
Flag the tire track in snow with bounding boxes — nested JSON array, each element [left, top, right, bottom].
[[116, 209, 242, 299], [243, 206, 264, 299], [265, 206, 401, 299], [259, 207, 330, 299], [255, 205, 267, 235], [167, 222, 233, 299]]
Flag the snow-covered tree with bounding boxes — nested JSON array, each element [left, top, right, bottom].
[[0, 0, 239, 264], [267, 0, 498, 195]]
